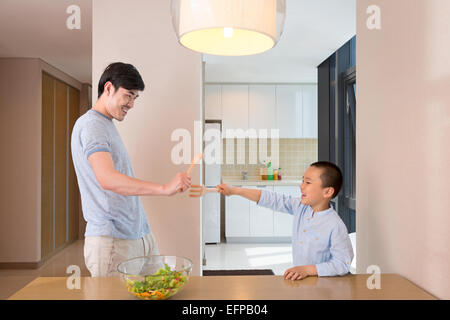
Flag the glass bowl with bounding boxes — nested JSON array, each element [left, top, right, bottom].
[[117, 255, 192, 300]]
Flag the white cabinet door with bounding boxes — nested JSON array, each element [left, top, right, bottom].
[[273, 186, 299, 236], [249, 85, 277, 132], [249, 186, 274, 236], [222, 85, 248, 137], [225, 191, 250, 237], [302, 84, 318, 139], [205, 85, 222, 120], [276, 85, 302, 138], [204, 122, 222, 186], [203, 192, 221, 243]]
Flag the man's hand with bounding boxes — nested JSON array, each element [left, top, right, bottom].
[[164, 172, 191, 196], [216, 183, 235, 196], [284, 265, 317, 281]]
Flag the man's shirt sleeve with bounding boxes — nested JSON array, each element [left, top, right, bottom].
[[257, 189, 302, 216], [80, 120, 111, 159], [315, 221, 354, 277]]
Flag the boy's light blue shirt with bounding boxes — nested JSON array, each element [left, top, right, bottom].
[[257, 189, 354, 276], [71, 109, 151, 240]]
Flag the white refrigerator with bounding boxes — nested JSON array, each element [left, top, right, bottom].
[[203, 122, 221, 244]]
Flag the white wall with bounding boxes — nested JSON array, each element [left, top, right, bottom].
[[357, 0, 450, 299], [92, 0, 202, 275], [0, 58, 83, 263], [0, 58, 41, 263]]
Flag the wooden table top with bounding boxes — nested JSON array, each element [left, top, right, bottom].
[[8, 274, 436, 300]]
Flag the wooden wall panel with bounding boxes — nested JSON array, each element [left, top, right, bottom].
[[41, 72, 81, 259], [68, 86, 80, 242], [54, 79, 67, 249], [41, 73, 54, 259]]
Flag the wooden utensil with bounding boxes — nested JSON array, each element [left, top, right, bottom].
[[186, 153, 203, 175], [189, 185, 218, 197]]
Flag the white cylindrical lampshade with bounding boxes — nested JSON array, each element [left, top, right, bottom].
[[171, 0, 286, 56]]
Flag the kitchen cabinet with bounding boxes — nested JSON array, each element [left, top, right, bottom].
[[225, 189, 250, 237], [205, 84, 317, 139], [276, 85, 302, 138], [225, 185, 275, 239], [302, 84, 318, 138], [225, 183, 298, 240], [221, 85, 248, 137], [205, 84, 222, 120], [249, 85, 277, 132], [273, 186, 299, 237], [248, 186, 274, 236], [276, 84, 317, 138]]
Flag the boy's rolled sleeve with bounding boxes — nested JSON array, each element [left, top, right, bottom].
[[80, 120, 111, 159], [257, 190, 301, 215], [315, 222, 354, 277]]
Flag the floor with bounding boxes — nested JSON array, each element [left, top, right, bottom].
[[203, 233, 357, 275], [203, 243, 293, 275], [0, 240, 90, 300]]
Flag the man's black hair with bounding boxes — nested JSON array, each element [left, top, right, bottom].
[[310, 161, 343, 199], [97, 62, 145, 98]]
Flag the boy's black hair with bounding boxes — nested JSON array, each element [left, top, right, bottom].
[[97, 62, 145, 98], [310, 161, 343, 199]]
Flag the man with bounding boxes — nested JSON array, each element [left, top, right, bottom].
[[71, 62, 191, 277]]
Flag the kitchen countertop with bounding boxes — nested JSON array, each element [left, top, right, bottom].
[[8, 274, 435, 300], [222, 176, 301, 186]]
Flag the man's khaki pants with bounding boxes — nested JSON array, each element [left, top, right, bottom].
[[84, 233, 159, 277]]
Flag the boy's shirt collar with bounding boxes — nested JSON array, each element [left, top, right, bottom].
[[308, 205, 334, 218]]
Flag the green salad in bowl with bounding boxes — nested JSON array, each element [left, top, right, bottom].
[[117, 256, 192, 300]]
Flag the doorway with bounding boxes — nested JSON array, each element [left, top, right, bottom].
[[200, 2, 357, 275]]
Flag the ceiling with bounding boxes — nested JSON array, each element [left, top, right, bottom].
[[204, 0, 356, 83], [0, 0, 355, 85], [0, 0, 92, 84]]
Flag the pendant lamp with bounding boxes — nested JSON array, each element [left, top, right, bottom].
[[171, 0, 286, 56]]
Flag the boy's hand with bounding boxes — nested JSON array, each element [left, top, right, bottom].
[[284, 265, 317, 281], [217, 184, 262, 202], [216, 183, 234, 196]]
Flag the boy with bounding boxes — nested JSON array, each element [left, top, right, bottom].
[[217, 161, 354, 280]]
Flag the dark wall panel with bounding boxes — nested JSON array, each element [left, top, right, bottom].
[[317, 36, 356, 234], [41, 73, 54, 259], [318, 60, 330, 161], [54, 79, 67, 250]]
